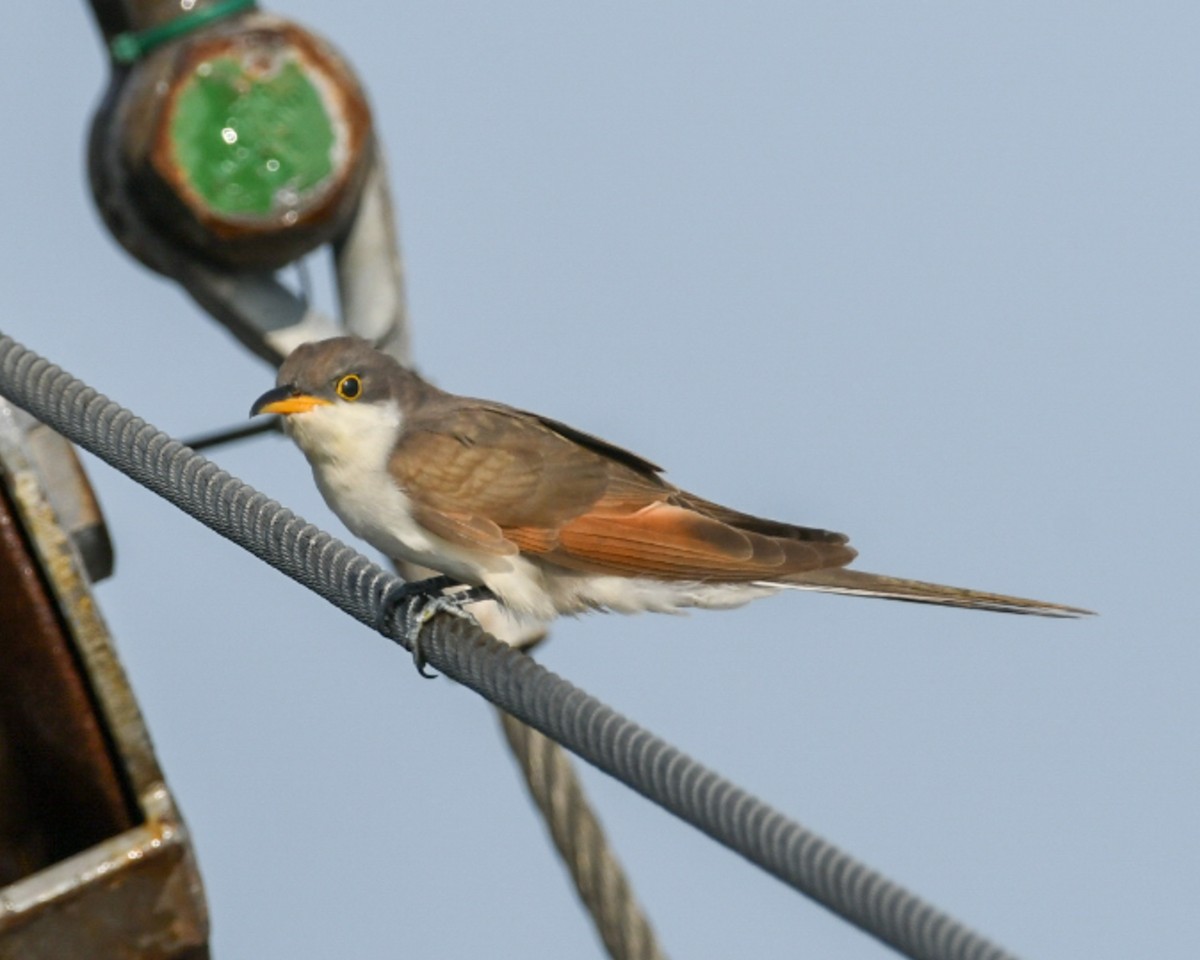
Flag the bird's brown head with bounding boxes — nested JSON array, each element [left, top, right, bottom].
[[250, 337, 421, 418]]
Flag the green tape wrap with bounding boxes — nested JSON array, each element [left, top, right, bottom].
[[110, 0, 258, 65]]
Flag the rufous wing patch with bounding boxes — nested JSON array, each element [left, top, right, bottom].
[[529, 501, 856, 581], [505, 526, 562, 553]]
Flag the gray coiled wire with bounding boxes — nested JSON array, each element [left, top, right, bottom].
[[0, 332, 1021, 960]]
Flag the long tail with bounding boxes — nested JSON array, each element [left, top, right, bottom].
[[770, 568, 1093, 618]]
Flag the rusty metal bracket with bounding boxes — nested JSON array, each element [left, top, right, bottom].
[[0, 400, 208, 960]]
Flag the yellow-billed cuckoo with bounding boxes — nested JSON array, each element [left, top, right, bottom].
[[251, 337, 1089, 627]]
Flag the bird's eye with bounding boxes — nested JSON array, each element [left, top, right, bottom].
[[336, 374, 363, 401]]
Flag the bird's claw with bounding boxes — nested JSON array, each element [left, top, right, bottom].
[[376, 577, 494, 678], [404, 592, 476, 678], [375, 576, 452, 634]]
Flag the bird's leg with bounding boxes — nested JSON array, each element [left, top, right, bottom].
[[376, 576, 495, 678]]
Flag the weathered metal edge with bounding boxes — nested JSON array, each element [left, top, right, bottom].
[[0, 399, 209, 956]]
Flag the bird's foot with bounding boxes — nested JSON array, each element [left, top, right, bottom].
[[377, 577, 494, 678]]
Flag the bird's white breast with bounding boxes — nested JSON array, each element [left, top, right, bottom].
[[285, 402, 466, 578]]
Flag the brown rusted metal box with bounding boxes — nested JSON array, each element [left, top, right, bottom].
[[0, 402, 209, 960]]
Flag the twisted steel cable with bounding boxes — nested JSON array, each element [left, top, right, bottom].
[[0, 332, 1022, 960], [500, 709, 667, 960], [398, 584, 667, 960]]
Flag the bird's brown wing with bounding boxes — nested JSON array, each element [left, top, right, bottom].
[[390, 402, 856, 580], [389, 403, 626, 550]]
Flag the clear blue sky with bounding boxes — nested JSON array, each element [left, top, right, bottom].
[[3, 3, 1196, 957]]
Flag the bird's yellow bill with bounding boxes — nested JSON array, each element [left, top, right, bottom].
[[261, 395, 330, 415], [250, 387, 333, 417]]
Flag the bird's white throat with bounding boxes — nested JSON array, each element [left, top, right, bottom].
[[285, 398, 404, 471], [286, 400, 429, 562]]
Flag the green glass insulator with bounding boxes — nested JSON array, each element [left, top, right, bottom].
[[169, 56, 336, 218]]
